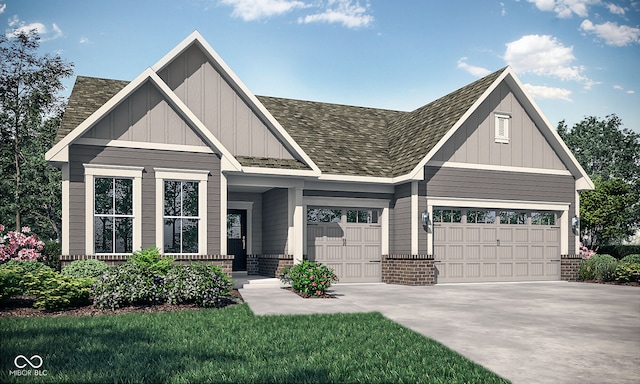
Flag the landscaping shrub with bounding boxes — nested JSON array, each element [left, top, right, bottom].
[[280, 260, 338, 297], [615, 262, 640, 283], [596, 245, 640, 260], [166, 263, 232, 307], [92, 263, 167, 310], [620, 254, 640, 264], [22, 268, 92, 310], [128, 247, 174, 275], [0, 267, 22, 303], [39, 240, 62, 271], [0, 225, 45, 262], [0, 260, 53, 294], [578, 254, 618, 282], [62, 259, 110, 280]]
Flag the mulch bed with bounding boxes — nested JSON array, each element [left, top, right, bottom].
[[579, 280, 639, 287], [282, 286, 336, 298], [0, 290, 244, 318]]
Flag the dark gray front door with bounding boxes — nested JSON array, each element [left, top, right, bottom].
[[227, 209, 247, 271]]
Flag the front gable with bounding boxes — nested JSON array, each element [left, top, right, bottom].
[[430, 81, 568, 172]]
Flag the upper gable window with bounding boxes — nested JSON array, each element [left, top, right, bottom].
[[495, 113, 510, 144]]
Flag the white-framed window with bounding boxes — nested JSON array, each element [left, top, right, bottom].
[[84, 164, 143, 254], [154, 168, 208, 255], [495, 113, 510, 144]]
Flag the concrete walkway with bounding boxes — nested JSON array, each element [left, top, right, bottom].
[[239, 281, 640, 384]]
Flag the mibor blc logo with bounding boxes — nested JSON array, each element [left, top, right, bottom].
[[9, 355, 48, 376]]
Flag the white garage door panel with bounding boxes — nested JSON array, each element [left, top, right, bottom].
[[435, 209, 561, 283]]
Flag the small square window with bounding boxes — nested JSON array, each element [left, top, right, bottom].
[[495, 114, 510, 144]]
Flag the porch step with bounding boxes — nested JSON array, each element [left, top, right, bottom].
[[240, 277, 287, 290]]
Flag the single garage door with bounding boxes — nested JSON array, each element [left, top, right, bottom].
[[433, 208, 561, 283], [306, 208, 382, 283]]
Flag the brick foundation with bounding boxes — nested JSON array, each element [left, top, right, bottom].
[[382, 255, 435, 286], [246, 254, 294, 278], [561, 254, 583, 282], [60, 254, 235, 280]]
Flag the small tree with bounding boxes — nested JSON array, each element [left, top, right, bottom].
[[0, 29, 73, 240], [558, 115, 640, 247]]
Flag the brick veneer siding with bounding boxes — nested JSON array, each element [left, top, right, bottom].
[[60, 254, 235, 279], [561, 254, 583, 282], [382, 255, 435, 286], [246, 254, 294, 278]]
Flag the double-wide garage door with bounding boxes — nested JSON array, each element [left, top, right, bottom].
[[306, 208, 382, 283], [434, 208, 561, 283]]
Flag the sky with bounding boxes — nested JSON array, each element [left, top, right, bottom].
[[3, 0, 640, 133]]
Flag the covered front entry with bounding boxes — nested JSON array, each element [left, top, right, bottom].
[[433, 208, 561, 283], [227, 209, 247, 271], [306, 208, 382, 283]]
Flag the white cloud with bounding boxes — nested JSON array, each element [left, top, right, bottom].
[[527, 0, 599, 18], [79, 36, 89, 44], [0, 4, 6, 14], [605, 2, 625, 14], [500, 2, 507, 16], [5, 16, 63, 41], [580, 19, 640, 46], [524, 83, 573, 101], [457, 57, 492, 77], [613, 85, 636, 94], [219, 0, 307, 21], [504, 34, 586, 81], [298, 0, 374, 29], [627, 90, 635, 94], [583, 80, 601, 90], [613, 84, 624, 90]]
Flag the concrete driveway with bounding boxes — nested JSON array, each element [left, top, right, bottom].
[[240, 281, 640, 384]]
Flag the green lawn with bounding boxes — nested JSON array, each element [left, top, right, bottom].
[[1, 304, 508, 383]]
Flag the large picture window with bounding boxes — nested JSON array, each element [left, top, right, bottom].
[[163, 180, 199, 253], [94, 178, 133, 253], [154, 168, 208, 255]]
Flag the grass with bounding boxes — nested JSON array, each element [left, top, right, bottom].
[[0, 304, 508, 383]]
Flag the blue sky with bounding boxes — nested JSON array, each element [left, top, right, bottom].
[[4, 0, 640, 133]]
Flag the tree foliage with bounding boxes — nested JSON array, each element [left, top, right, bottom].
[[558, 115, 640, 247], [0, 30, 73, 240]]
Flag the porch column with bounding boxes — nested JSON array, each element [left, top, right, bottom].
[[288, 187, 304, 264], [411, 181, 419, 255]]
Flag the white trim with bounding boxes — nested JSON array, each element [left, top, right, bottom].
[[426, 196, 570, 255], [220, 172, 228, 255], [61, 164, 70, 255], [83, 164, 143, 255], [241, 166, 320, 177], [381, 207, 389, 255], [150, 31, 320, 174], [575, 185, 581, 253], [154, 168, 209, 255], [317, 173, 424, 184], [411, 181, 419, 255], [290, 188, 304, 264], [75, 138, 214, 154], [228, 201, 254, 255], [427, 161, 572, 176]]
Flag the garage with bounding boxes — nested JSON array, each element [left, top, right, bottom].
[[306, 208, 382, 283], [433, 208, 561, 283]]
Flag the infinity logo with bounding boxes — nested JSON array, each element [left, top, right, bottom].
[[14, 355, 43, 369]]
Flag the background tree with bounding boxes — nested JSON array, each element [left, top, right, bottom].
[[0, 29, 73, 240], [558, 115, 640, 248]]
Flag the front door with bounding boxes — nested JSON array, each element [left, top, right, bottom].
[[227, 209, 247, 271]]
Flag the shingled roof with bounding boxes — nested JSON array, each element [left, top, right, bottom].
[[55, 68, 506, 177]]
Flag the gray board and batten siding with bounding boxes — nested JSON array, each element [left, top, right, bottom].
[[156, 43, 296, 160], [68, 145, 221, 255], [83, 81, 208, 148], [430, 81, 567, 170], [390, 183, 412, 255], [262, 188, 290, 255]]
